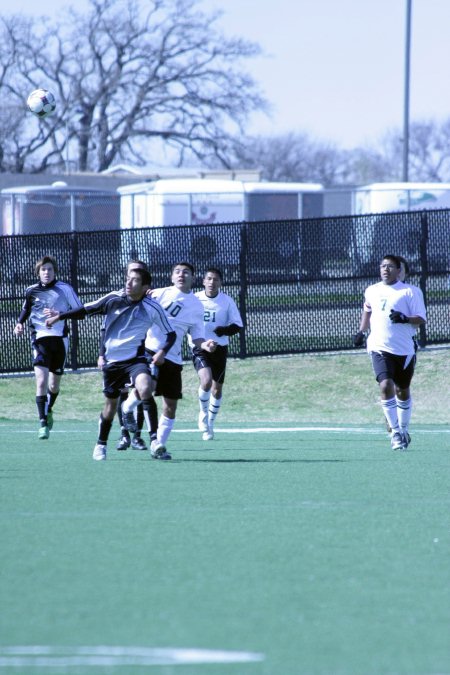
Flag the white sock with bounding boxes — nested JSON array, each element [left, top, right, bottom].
[[198, 386, 210, 414], [208, 395, 222, 429], [122, 388, 140, 414], [381, 397, 400, 433], [157, 415, 175, 446], [396, 397, 412, 433]]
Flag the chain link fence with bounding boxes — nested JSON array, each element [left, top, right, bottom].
[[1, 208, 449, 374]]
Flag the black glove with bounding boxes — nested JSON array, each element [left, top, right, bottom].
[[389, 310, 409, 324], [353, 331, 366, 348], [213, 323, 241, 338]]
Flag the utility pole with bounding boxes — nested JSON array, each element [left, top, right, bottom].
[[403, 0, 412, 183]]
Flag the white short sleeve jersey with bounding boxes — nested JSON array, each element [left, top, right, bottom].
[[145, 286, 205, 364], [364, 281, 426, 356], [188, 290, 243, 347]]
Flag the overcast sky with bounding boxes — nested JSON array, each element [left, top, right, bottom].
[[8, 0, 450, 149]]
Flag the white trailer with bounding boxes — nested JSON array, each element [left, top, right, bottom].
[[117, 178, 324, 269], [353, 182, 450, 215], [350, 182, 450, 274], [118, 178, 323, 227]]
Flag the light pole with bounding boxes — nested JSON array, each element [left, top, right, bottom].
[[402, 0, 412, 183]]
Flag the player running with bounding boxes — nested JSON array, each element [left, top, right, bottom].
[[14, 255, 82, 439], [189, 267, 243, 441], [46, 268, 176, 461], [353, 254, 427, 451], [123, 262, 216, 460]]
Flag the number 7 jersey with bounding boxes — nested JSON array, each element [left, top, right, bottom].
[[363, 280, 426, 355]]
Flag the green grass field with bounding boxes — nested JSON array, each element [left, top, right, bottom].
[[1, 350, 449, 675]]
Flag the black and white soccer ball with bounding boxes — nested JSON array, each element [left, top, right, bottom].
[[27, 89, 56, 118]]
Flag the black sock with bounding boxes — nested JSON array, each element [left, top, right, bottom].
[[97, 414, 113, 445], [47, 390, 59, 412], [142, 397, 158, 439], [134, 404, 144, 439], [117, 391, 128, 427], [36, 395, 47, 425]]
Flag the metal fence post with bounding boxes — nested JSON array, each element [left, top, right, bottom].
[[69, 198, 79, 369], [238, 224, 248, 359], [418, 212, 428, 347]]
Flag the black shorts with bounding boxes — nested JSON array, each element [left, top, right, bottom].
[[192, 345, 228, 384], [32, 336, 68, 375], [102, 357, 150, 399], [371, 351, 416, 389], [146, 351, 183, 400]]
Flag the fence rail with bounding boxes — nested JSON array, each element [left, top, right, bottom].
[[1, 209, 449, 374]]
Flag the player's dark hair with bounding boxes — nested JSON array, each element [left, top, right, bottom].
[[205, 267, 223, 281], [397, 255, 410, 275], [172, 261, 195, 275], [381, 254, 401, 269], [127, 259, 148, 271], [35, 255, 58, 277], [129, 267, 152, 286]]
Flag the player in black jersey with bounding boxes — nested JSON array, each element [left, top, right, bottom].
[[14, 255, 82, 440], [46, 268, 176, 461]]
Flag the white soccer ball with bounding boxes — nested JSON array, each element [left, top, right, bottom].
[[27, 88, 56, 118]]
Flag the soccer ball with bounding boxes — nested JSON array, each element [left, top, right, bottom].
[[27, 89, 56, 118]]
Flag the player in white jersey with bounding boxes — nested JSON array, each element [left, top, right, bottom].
[[379, 257, 420, 434], [46, 268, 176, 461], [353, 255, 426, 451], [188, 267, 243, 441], [13, 255, 82, 440], [126, 262, 216, 460]]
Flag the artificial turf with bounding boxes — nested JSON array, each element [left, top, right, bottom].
[[1, 421, 449, 675]]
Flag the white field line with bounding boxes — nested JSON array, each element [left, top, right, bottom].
[[0, 425, 448, 435], [0, 645, 265, 667]]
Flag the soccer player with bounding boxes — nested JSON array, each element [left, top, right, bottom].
[[46, 268, 176, 461], [97, 260, 157, 452], [123, 262, 216, 460], [189, 267, 243, 440], [13, 255, 82, 439], [353, 254, 427, 451]]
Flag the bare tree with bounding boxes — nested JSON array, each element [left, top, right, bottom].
[[225, 122, 450, 186], [227, 132, 352, 186], [0, 16, 62, 172], [0, 0, 267, 173], [406, 119, 450, 181]]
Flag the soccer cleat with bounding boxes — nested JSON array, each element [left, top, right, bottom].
[[391, 431, 406, 451], [122, 406, 138, 433], [117, 435, 130, 451], [131, 436, 147, 451], [38, 425, 49, 440], [402, 431, 411, 449], [198, 411, 208, 432], [93, 443, 107, 461], [150, 439, 172, 460], [47, 410, 54, 430], [202, 428, 214, 441], [155, 450, 172, 460]]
